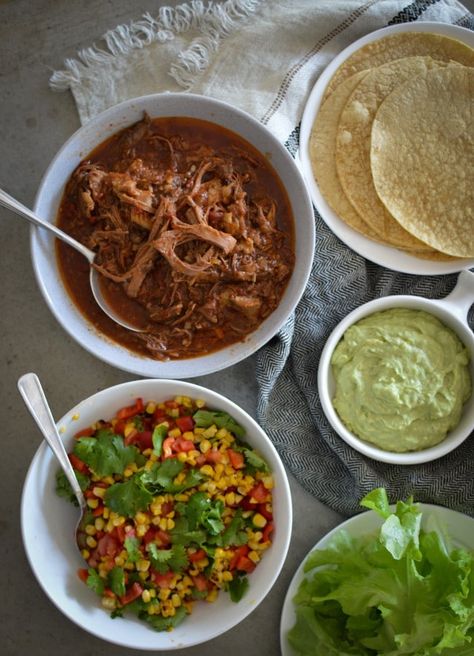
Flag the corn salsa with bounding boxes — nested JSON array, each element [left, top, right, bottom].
[[56, 395, 274, 632]]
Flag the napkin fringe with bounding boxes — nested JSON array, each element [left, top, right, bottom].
[[170, 0, 260, 89], [49, 0, 260, 92]]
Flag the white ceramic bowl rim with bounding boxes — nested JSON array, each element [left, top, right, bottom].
[[318, 271, 474, 465], [31, 92, 315, 378], [21, 378, 293, 650]]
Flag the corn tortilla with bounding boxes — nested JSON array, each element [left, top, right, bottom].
[[310, 70, 382, 242], [335, 56, 443, 251], [324, 31, 474, 99], [371, 65, 474, 258]]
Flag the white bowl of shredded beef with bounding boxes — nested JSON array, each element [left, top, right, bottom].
[[32, 94, 314, 377]]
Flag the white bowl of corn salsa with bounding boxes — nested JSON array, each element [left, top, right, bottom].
[[21, 379, 292, 650]]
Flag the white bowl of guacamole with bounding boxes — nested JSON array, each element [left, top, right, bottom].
[[318, 270, 474, 465]]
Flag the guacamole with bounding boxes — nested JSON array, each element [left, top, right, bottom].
[[331, 308, 471, 452]]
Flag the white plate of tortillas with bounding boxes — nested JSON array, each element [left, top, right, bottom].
[[299, 22, 474, 275]]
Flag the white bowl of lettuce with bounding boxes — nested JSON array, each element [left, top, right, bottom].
[[21, 378, 292, 650], [280, 488, 474, 656]]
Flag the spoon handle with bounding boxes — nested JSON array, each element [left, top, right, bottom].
[[0, 188, 95, 264], [18, 373, 86, 511]]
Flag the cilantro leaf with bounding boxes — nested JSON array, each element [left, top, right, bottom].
[[108, 566, 126, 597], [192, 410, 245, 438], [139, 459, 184, 492], [152, 424, 168, 456], [147, 543, 189, 573], [228, 574, 249, 602], [170, 516, 207, 547], [144, 605, 187, 632], [55, 469, 90, 506], [124, 535, 142, 563], [242, 447, 270, 473], [74, 431, 139, 477], [186, 492, 225, 535], [86, 568, 105, 596], [215, 509, 248, 547], [104, 476, 153, 516]]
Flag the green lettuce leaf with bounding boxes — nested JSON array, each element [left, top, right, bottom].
[[287, 488, 474, 656]]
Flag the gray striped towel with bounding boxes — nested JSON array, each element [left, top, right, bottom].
[[50, 0, 474, 516]]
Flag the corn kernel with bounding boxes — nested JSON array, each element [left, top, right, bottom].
[[113, 515, 126, 526], [171, 593, 181, 607], [167, 518, 175, 530], [252, 513, 267, 528], [199, 439, 211, 453], [142, 589, 151, 603], [139, 571, 149, 581], [87, 498, 99, 509], [136, 524, 148, 537], [135, 558, 150, 572], [115, 556, 125, 567], [224, 492, 235, 506], [86, 536, 97, 548], [94, 517, 105, 531], [92, 486, 106, 498], [248, 550, 260, 564], [177, 451, 188, 462], [135, 512, 148, 525], [203, 425, 217, 439], [159, 588, 171, 601], [102, 597, 116, 610], [124, 422, 136, 438], [81, 549, 90, 560], [200, 464, 214, 477], [195, 399, 206, 408], [145, 402, 156, 414], [221, 571, 233, 582], [182, 431, 194, 440], [206, 588, 218, 602], [158, 518, 168, 531], [216, 428, 228, 439], [102, 508, 110, 519], [85, 525, 96, 536]]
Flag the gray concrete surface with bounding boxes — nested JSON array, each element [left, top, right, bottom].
[[1, 2, 472, 655]]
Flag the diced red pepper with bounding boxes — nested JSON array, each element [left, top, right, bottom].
[[74, 426, 95, 438], [229, 545, 249, 571], [120, 582, 143, 605], [117, 398, 144, 420], [151, 570, 175, 588], [135, 430, 153, 450], [227, 448, 245, 469], [92, 506, 104, 517], [103, 588, 116, 598], [110, 525, 126, 544], [192, 574, 208, 592], [77, 568, 89, 583], [164, 400, 179, 409], [249, 482, 269, 503], [188, 548, 206, 563], [96, 534, 120, 558], [262, 522, 274, 543], [236, 556, 256, 573], [176, 415, 195, 432], [68, 453, 88, 474], [258, 503, 273, 521], [205, 449, 223, 464], [162, 437, 176, 458], [175, 436, 194, 452], [114, 419, 127, 436]]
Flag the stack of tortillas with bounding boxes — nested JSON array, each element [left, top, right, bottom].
[[310, 32, 474, 260]]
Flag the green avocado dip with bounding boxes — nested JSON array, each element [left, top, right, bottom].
[[331, 308, 471, 452]]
